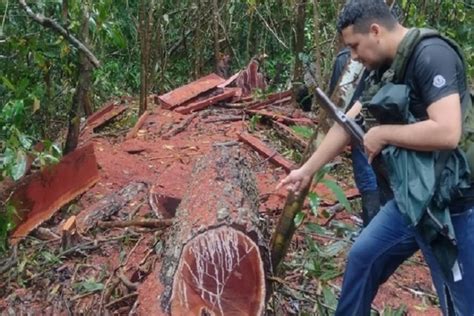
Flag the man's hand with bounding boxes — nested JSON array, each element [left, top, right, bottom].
[[364, 126, 388, 163], [276, 168, 311, 195]]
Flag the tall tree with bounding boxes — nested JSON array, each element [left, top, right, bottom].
[[64, 3, 93, 154], [292, 0, 307, 84], [138, 0, 154, 115]]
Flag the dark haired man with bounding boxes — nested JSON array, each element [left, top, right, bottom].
[[277, 0, 474, 314]]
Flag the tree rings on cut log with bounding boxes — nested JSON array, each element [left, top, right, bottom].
[[170, 226, 265, 315], [159, 144, 271, 315]]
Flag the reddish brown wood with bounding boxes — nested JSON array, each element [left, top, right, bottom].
[[238, 132, 295, 172], [8, 143, 99, 244], [246, 109, 314, 126], [271, 120, 309, 152], [158, 73, 225, 110], [158, 145, 270, 315], [246, 90, 292, 110], [174, 89, 236, 114], [236, 59, 267, 96], [126, 110, 150, 139], [86, 102, 114, 125], [217, 71, 241, 88]]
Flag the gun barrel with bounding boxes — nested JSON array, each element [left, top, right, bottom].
[[315, 87, 364, 145]]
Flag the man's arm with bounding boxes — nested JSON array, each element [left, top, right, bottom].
[[364, 94, 462, 162], [364, 41, 464, 163], [277, 102, 362, 193]]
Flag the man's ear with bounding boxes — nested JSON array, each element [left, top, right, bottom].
[[369, 23, 382, 38]]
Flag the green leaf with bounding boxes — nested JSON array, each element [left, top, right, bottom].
[[313, 164, 333, 184], [11, 150, 27, 181], [320, 178, 351, 212], [74, 278, 105, 294], [307, 192, 320, 216], [1, 76, 16, 92], [294, 211, 305, 227], [322, 240, 347, 258], [290, 125, 314, 140], [18, 133, 33, 149], [322, 286, 338, 308], [305, 222, 328, 235]]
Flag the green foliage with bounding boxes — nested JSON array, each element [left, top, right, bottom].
[[401, 1, 474, 78], [290, 125, 314, 140], [380, 304, 408, 316], [0, 203, 18, 252], [248, 114, 262, 132], [73, 278, 105, 294]]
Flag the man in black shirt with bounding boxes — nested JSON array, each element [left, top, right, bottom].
[[277, 0, 474, 314]]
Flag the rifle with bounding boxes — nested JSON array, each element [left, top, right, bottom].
[[314, 87, 364, 146], [314, 87, 393, 200]]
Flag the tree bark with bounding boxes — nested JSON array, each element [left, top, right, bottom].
[[138, 0, 153, 115], [312, 0, 322, 83], [64, 4, 93, 153], [292, 0, 307, 84], [160, 144, 271, 315]]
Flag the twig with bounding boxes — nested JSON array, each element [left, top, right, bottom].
[[122, 236, 144, 268], [322, 204, 345, 227], [104, 292, 138, 309], [128, 201, 146, 220], [162, 112, 198, 139], [99, 274, 120, 313], [138, 248, 155, 266], [212, 141, 240, 147], [98, 218, 173, 229], [18, 0, 100, 68], [117, 270, 138, 290], [128, 298, 139, 316], [254, 8, 288, 49], [204, 115, 243, 124]]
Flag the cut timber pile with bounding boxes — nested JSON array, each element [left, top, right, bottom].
[[159, 144, 271, 315]]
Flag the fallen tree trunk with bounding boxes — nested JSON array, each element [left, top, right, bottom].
[[159, 144, 271, 315]]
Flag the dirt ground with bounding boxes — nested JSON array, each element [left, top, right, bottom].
[[0, 97, 442, 315]]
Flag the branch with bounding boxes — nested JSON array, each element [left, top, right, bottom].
[[18, 0, 100, 68]]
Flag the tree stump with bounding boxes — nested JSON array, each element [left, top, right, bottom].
[[160, 144, 271, 315]]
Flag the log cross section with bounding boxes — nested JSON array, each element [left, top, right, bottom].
[[160, 145, 270, 315]]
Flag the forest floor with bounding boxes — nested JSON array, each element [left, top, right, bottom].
[[0, 93, 442, 315]]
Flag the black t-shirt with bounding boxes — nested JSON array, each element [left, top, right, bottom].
[[403, 37, 469, 120]]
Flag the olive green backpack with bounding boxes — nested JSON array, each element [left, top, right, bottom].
[[383, 28, 474, 180]]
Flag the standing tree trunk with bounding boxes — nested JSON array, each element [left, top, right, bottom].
[[292, 0, 307, 84], [193, 0, 204, 79], [159, 144, 271, 314], [312, 0, 322, 84], [213, 0, 220, 73], [64, 4, 93, 154], [138, 0, 153, 115]]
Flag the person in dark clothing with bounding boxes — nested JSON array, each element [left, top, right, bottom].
[[278, 0, 474, 314], [327, 48, 382, 227]]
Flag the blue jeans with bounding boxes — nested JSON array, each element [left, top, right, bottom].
[[335, 199, 474, 316], [351, 144, 378, 193]]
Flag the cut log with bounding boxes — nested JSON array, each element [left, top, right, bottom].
[[76, 182, 148, 232], [246, 109, 314, 126], [6, 143, 99, 245], [247, 90, 293, 110], [238, 132, 295, 172], [158, 73, 225, 110], [85, 102, 127, 130], [174, 89, 236, 114], [126, 110, 150, 140], [271, 121, 309, 153], [159, 145, 270, 315]]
